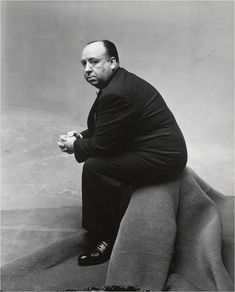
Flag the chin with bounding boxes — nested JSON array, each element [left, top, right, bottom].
[[88, 81, 101, 88], [90, 81, 98, 86]]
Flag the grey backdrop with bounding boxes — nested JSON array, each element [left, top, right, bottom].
[[1, 1, 234, 210]]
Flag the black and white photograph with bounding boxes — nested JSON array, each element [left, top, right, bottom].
[[1, 0, 234, 291]]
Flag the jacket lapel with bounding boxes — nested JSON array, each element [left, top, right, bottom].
[[87, 90, 102, 132]]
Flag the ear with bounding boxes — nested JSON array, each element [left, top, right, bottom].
[[110, 57, 118, 70]]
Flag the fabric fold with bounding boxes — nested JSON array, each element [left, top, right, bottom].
[[105, 167, 234, 291]]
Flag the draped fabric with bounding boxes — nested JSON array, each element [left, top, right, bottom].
[[1, 167, 234, 291], [105, 167, 234, 291]]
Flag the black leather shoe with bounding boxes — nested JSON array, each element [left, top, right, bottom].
[[78, 238, 114, 266]]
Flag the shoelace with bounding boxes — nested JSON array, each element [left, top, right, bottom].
[[95, 240, 109, 252]]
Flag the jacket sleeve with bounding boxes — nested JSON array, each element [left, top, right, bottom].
[[80, 129, 93, 139], [74, 93, 138, 162]]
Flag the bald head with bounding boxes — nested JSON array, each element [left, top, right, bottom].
[[86, 40, 119, 63]]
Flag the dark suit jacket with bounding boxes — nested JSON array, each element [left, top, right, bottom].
[[74, 67, 187, 175]]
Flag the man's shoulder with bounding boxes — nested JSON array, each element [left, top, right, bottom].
[[105, 67, 134, 91], [103, 67, 156, 98], [114, 67, 143, 86]]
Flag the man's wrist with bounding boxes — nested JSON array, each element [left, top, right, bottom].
[[75, 133, 83, 139]]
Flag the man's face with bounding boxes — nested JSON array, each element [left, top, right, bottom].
[[81, 42, 115, 89]]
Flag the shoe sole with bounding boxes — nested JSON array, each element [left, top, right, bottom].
[[77, 258, 110, 266]]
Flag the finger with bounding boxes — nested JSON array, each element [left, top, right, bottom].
[[67, 131, 73, 136], [59, 146, 66, 151], [60, 138, 67, 142], [61, 148, 68, 152], [58, 141, 65, 147], [67, 131, 77, 137], [59, 135, 67, 142], [76, 133, 83, 139]]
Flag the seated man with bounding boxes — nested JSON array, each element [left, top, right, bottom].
[[58, 40, 187, 266]]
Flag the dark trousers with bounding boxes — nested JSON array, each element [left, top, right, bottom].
[[81, 152, 184, 240]]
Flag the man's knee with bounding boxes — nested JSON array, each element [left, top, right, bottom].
[[83, 157, 123, 185], [83, 157, 108, 176]]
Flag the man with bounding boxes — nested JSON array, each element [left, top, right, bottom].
[[58, 40, 187, 266]]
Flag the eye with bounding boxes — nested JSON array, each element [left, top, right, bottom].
[[81, 61, 86, 67], [90, 59, 99, 66]]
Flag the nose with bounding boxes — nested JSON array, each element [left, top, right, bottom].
[[84, 62, 92, 73]]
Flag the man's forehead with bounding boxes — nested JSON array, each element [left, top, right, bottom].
[[81, 42, 106, 59]]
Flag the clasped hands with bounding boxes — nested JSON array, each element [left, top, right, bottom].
[[58, 130, 81, 154]]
